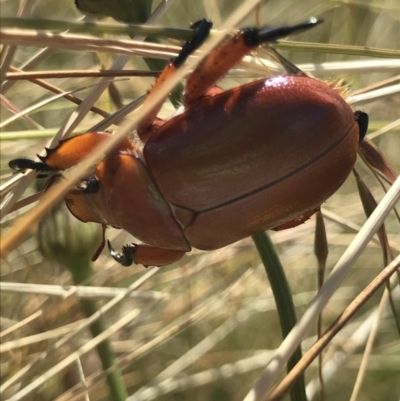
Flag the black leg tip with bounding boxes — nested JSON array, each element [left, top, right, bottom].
[[8, 158, 52, 172], [354, 111, 369, 142], [244, 17, 323, 46], [174, 19, 213, 67], [107, 240, 134, 266]]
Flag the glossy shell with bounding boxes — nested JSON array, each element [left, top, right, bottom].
[[144, 75, 359, 250], [65, 153, 188, 251]]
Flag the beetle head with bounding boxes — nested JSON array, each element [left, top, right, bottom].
[[64, 153, 187, 252]]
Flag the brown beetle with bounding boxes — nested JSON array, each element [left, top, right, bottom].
[[10, 18, 368, 266]]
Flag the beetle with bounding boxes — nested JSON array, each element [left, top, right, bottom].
[[9, 18, 368, 267]]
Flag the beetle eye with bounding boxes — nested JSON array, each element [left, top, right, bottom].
[[354, 111, 368, 142], [84, 176, 100, 193]]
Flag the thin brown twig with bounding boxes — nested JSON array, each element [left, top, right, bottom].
[[8, 66, 111, 118], [1, 29, 180, 59], [6, 69, 160, 80], [350, 74, 400, 96], [6, 191, 45, 214], [268, 255, 400, 401]]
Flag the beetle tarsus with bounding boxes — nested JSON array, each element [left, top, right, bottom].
[[107, 240, 134, 266], [174, 19, 213, 67], [8, 158, 53, 172], [354, 111, 369, 142], [244, 17, 323, 46]]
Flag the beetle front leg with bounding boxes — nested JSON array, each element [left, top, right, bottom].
[[107, 241, 186, 267], [9, 132, 136, 173]]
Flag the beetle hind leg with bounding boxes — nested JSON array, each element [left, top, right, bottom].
[[184, 18, 322, 105], [107, 240, 186, 267], [272, 208, 319, 231]]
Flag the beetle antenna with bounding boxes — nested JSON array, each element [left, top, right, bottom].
[[91, 225, 107, 262]]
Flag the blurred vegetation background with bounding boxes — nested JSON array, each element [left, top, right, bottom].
[[1, 0, 399, 400]]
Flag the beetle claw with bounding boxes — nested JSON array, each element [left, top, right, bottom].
[[107, 240, 134, 266]]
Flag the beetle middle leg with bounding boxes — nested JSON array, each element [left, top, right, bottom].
[[107, 241, 186, 267], [137, 19, 213, 139], [272, 208, 320, 231]]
